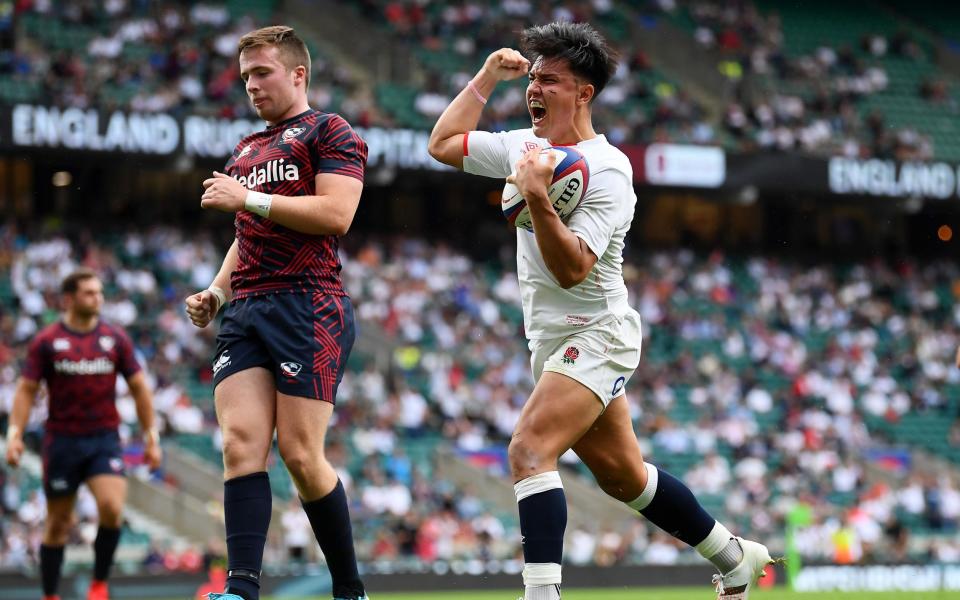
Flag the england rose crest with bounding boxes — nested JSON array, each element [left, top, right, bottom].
[[562, 346, 580, 364]]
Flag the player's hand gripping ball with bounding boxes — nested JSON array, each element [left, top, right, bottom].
[[502, 146, 588, 231]]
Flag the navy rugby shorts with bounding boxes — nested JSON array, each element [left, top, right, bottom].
[[212, 292, 356, 403], [42, 430, 125, 497]]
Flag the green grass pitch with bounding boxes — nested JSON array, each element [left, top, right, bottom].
[[231, 588, 959, 599]]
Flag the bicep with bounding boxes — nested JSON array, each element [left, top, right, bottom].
[[16, 377, 40, 397], [315, 173, 363, 208], [430, 133, 466, 170], [125, 371, 149, 396]]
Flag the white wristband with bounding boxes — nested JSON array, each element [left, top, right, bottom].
[[6, 424, 21, 442], [244, 191, 272, 218], [208, 285, 227, 314], [143, 428, 160, 445]]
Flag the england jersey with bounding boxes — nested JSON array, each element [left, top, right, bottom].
[[463, 129, 636, 339], [225, 109, 368, 299], [22, 320, 141, 435]]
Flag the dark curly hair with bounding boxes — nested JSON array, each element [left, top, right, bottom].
[[520, 21, 619, 99]]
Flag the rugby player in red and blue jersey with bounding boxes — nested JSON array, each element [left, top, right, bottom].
[[6, 269, 162, 600], [184, 25, 368, 600]]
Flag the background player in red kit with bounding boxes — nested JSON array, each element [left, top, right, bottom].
[[5, 269, 162, 600], [184, 26, 369, 600]]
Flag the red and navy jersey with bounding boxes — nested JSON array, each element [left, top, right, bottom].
[[22, 320, 141, 435], [224, 109, 368, 299]]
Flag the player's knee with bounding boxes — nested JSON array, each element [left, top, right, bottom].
[[279, 447, 325, 482], [97, 500, 124, 526], [507, 435, 548, 479], [220, 432, 260, 473], [45, 513, 73, 543], [590, 459, 647, 502]]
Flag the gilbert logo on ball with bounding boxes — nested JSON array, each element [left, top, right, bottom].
[[502, 146, 589, 231]]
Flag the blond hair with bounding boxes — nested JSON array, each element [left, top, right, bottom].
[[238, 25, 312, 87]]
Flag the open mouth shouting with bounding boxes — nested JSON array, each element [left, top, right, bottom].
[[529, 98, 546, 125]]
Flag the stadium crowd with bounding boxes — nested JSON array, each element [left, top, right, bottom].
[[679, 0, 936, 158], [2, 223, 959, 570], [11, 0, 959, 157]]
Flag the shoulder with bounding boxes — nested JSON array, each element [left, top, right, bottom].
[[32, 322, 61, 343], [583, 140, 633, 179]]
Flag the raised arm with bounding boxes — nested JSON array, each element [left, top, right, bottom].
[[427, 48, 531, 169]]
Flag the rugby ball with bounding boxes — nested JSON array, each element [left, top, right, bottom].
[[502, 146, 589, 231]]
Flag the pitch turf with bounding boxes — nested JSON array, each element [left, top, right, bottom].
[[234, 589, 959, 599]]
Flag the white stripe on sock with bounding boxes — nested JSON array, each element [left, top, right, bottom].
[[625, 462, 658, 511], [522, 562, 562, 586], [696, 521, 733, 559], [514, 471, 563, 502], [525, 583, 561, 600]]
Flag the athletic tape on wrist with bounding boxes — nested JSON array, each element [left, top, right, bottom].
[[244, 190, 272, 218], [143, 428, 160, 445], [208, 285, 227, 314], [6, 424, 20, 442]]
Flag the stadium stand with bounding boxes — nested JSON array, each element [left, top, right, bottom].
[[4, 0, 960, 583], [3, 224, 959, 568]]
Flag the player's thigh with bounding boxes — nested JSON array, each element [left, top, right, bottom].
[[510, 371, 604, 479], [255, 293, 356, 403], [275, 392, 334, 459], [214, 366, 277, 475], [572, 394, 647, 501], [86, 474, 128, 523]]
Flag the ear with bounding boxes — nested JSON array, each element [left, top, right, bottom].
[[293, 65, 307, 86], [577, 82, 595, 106]]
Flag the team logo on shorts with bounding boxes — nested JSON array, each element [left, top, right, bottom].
[[212, 351, 231, 375], [611, 376, 625, 397], [49, 478, 69, 491], [280, 362, 302, 378], [282, 127, 305, 141], [109, 458, 124, 473], [562, 346, 580, 365], [98, 336, 115, 351]]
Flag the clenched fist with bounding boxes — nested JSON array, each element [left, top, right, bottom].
[[481, 48, 531, 82], [185, 289, 223, 328]]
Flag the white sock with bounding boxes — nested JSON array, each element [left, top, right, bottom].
[[696, 522, 742, 573], [525, 583, 561, 600]]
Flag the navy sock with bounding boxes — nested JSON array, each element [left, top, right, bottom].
[[639, 467, 715, 546], [224, 471, 272, 600], [301, 480, 365, 599], [518, 488, 567, 565], [40, 544, 64, 596], [93, 526, 121, 581]]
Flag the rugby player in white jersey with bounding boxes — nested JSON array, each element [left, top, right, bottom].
[[428, 21, 776, 600]]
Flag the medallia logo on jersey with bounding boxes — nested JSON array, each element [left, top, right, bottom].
[[238, 144, 254, 158], [561, 346, 580, 365], [54, 358, 115, 375], [282, 127, 305, 141], [98, 336, 115, 351], [234, 159, 300, 190], [280, 362, 302, 378]]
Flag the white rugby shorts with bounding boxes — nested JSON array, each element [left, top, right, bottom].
[[529, 309, 642, 408]]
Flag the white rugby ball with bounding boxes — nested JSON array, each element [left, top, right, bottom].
[[502, 146, 589, 231]]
